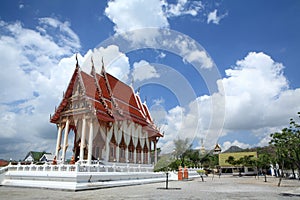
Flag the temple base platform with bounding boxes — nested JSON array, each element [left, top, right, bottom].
[[0, 162, 166, 191]]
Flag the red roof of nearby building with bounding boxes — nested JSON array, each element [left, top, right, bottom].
[[50, 64, 162, 138], [0, 159, 9, 167]]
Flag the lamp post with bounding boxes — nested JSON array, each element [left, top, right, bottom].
[[165, 168, 169, 189]]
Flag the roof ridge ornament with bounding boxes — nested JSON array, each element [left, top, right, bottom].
[[75, 53, 79, 69], [101, 57, 105, 75], [90, 56, 95, 75], [90, 56, 113, 117], [101, 57, 123, 117], [75, 53, 87, 95]]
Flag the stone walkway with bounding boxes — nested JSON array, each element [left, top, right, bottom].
[[1, 175, 300, 200]]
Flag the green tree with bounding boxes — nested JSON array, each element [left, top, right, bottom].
[[270, 112, 300, 185], [225, 156, 236, 165], [255, 153, 271, 182], [183, 149, 199, 167], [154, 155, 175, 172], [200, 154, 218, 169], [173, 138, 192, 166]]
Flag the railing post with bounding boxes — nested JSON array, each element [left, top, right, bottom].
[[75, 163, 79, 172]]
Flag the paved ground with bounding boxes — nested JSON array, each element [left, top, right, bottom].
[[1, 175, 300, 200]]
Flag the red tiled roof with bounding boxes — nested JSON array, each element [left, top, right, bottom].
[[0, 159, 9, 167], [50, 66, 162, 138]]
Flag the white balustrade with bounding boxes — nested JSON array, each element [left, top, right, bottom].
[[3, 161, 154, 174]]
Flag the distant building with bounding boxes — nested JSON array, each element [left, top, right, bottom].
[[24, 151, 51, 162], [39, 154, 55, 162], [213, 144, 222, 154], [200, 138, 206, 154], [218, 151, 257, 175], [0, 159, 9, 167]]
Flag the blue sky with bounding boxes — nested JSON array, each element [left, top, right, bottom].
[[0, 0, 300, 160]]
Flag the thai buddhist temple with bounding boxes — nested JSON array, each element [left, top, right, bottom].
[[0, 57, 202, 191], [50, 57, 163, 165]]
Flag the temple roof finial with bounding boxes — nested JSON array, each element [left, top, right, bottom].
[[101, 57, 105, 75], [75, 53, 80, 69], [76, 53, 78, 64], [90, 56, 95, 75]]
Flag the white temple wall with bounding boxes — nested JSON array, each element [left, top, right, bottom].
[[54, 118, 156, 165]]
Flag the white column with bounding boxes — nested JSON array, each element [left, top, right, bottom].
[[141, 150, 144, 164], [154, 139, 157, 164], [133, 131, 137, 163], [79, 118, 86, 161], [125, 147, 129, 163], [134, 149, 137, 164], [105, 137, 110, 162], [116, 146, 120, 162], [87, 119, 94, 165], [99, 126, 106, 160], [105, 126, 113, 162], [114, 122, 122, 163], [148, 149, 151, 164], [131, 123, 138, 164], [61, 119, 70, 163], [139, 129, 145, 164], [123, 121, 131, 163], [55, 124, 63, 160], [146, 139, 151, 164]]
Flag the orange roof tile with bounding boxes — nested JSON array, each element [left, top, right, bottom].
[[50, 66, 162, 137]]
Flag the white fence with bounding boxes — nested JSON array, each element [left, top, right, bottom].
[[0, 166, 9, 174], [4, 161, 154, 173]]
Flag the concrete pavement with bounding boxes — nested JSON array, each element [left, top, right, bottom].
[[0, 175, 299, 199]]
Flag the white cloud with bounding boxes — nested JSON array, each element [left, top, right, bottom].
[[0, 18, 80, 159], [184, 49, 214, 69], [105, 0, 206, 34], [170, 34, 214, 69], [132, 60, 160, 82], [207, 9, 226, 24], [105, 0, 169, 34], [158, 52, 166, 59], [38, 18, 80, 50], [158, 105, 186, 153], [103, 0, 217, 73], [163, 0, 203, 17], [80, 45, 130, 83], [149, 98, 168, 128], [222, 52, 290, 130], [104, 0, 212, 46], [157, 52, 300, 153]]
